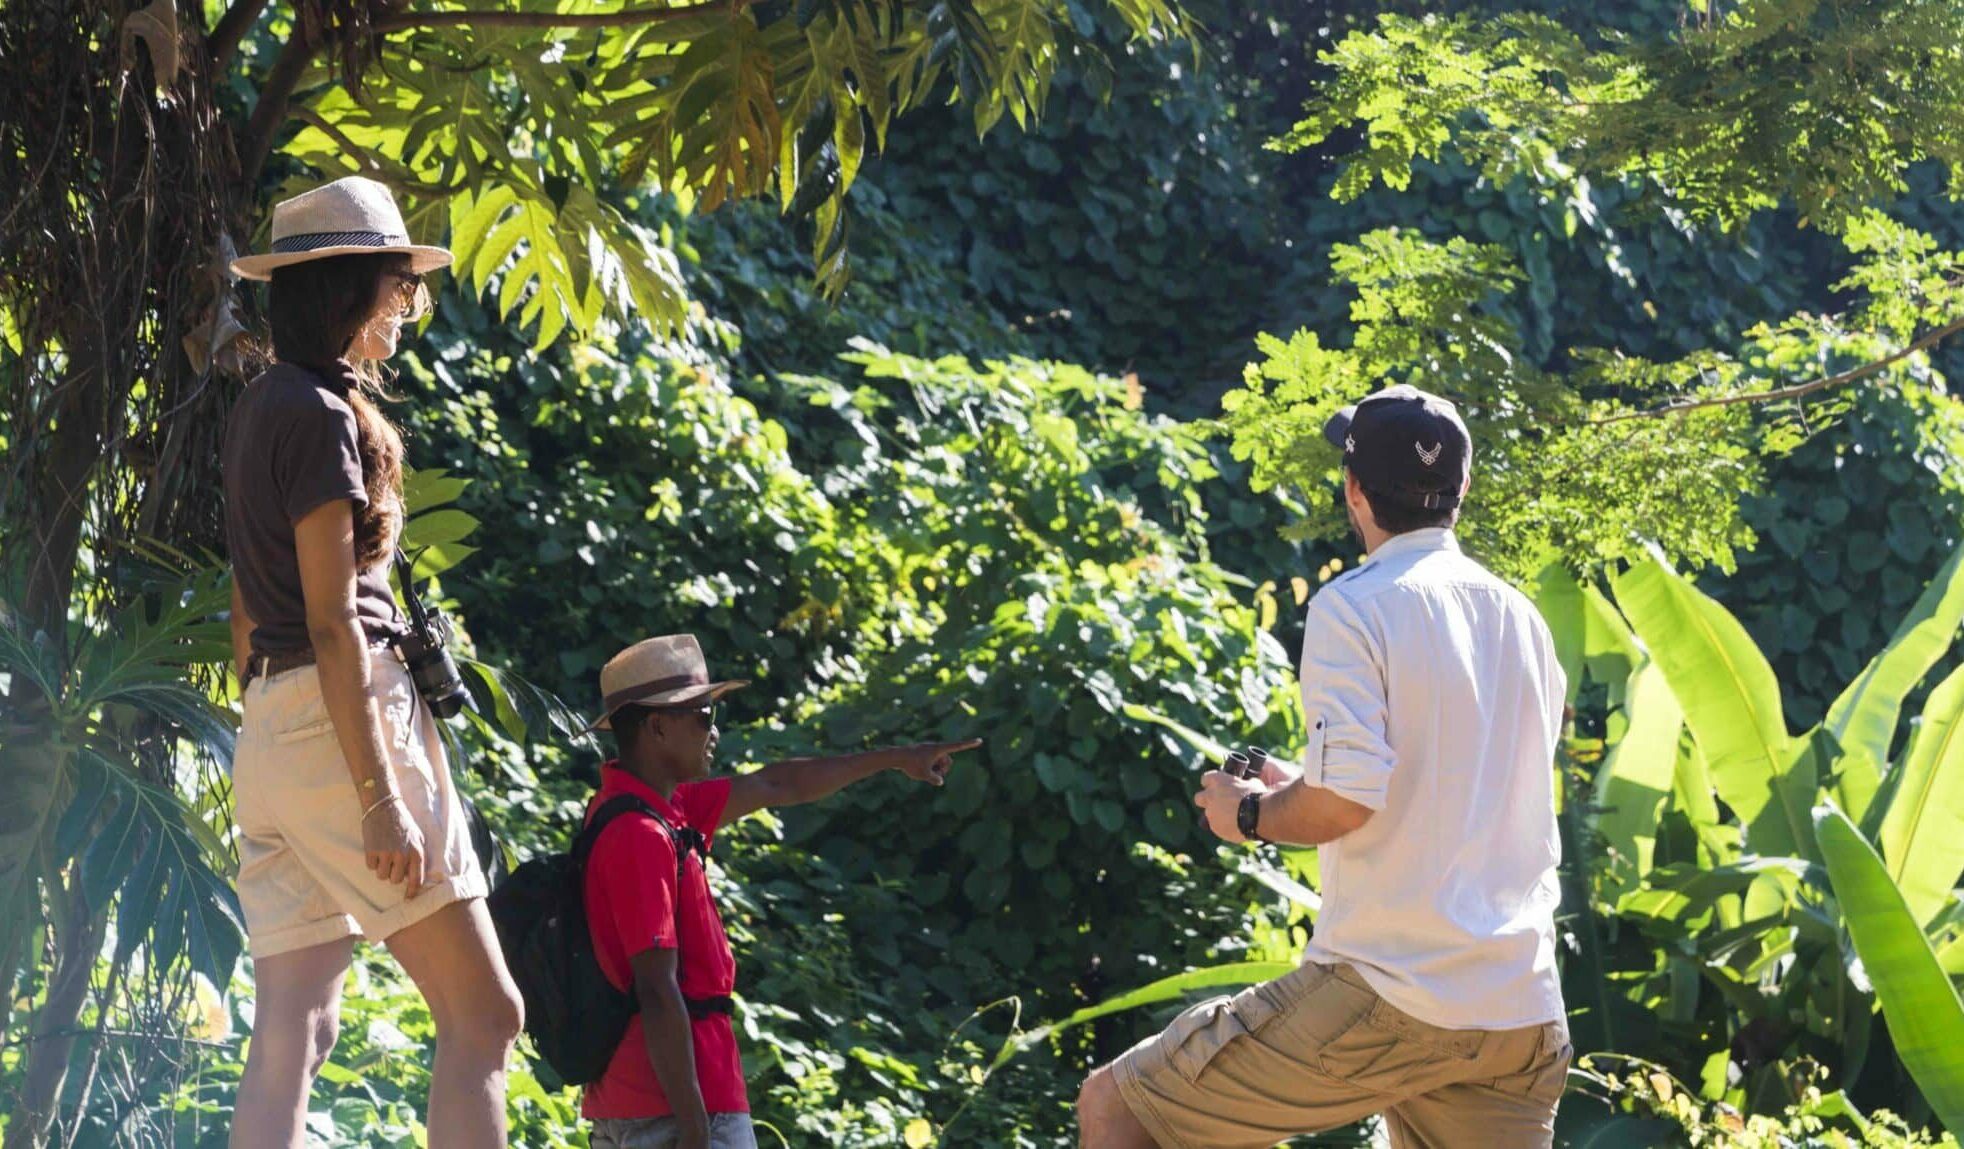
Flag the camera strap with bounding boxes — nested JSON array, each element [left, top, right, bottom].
[[393, 548, 438, 641]]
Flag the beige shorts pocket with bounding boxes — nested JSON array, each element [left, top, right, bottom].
[[1163, 996, 1246, 1084], [271, 714, 336, 744], [1253, 963, 1373, 1059], [1314, 1001, 1481, 1093], [1160, 984, 1287, 1085]]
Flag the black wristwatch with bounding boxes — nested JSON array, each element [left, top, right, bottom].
[[1236, 791, 1266, 842]]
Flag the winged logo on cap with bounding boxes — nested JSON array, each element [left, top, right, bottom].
[[1415, 440, 1443, 466]]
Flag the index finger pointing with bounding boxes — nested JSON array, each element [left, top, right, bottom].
[[938, 739, 984, 754]]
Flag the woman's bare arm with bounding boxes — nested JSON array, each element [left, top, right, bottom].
[[293, 499, 425, 893]]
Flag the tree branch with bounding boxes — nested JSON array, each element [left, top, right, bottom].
[[238, 30, 313, 188], [1589, 314, 1964, 426], [207, 0, 270, 74], [370, 2, 751, 34]]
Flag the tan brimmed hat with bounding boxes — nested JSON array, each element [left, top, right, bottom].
[[583, 635, 748, 735], [231, 176, 452, 281]]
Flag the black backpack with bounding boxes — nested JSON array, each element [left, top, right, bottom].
[[487, 794, 708, 1088]]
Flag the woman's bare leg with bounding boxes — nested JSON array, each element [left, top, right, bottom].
[[232, 938, 355, 1149], [385, 899, 525, 1149]]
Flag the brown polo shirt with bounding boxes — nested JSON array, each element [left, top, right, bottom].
[[222, 361, 404, 658]]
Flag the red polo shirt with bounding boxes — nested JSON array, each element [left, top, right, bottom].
[[581, 765, 748, 1119]]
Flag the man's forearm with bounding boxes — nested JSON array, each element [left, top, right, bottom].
[[639, 985, 709, 1131], [1256, 778, 1373, 846], [754, 749, 895, 807]]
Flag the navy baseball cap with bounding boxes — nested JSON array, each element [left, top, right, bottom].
[[1321, 385, 1472, 511]]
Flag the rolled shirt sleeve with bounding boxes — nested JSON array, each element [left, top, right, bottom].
[[1300, 587, 1396, 810]]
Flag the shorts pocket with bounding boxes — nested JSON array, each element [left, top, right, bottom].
[[271, 715, 335, 744], [1315, 1000, 1481, 1094], [266, 688, 335, 744], [1164, 996, 1247, 1084]]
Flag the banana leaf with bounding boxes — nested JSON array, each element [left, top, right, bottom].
[[1594, 659, 1683, 900], [998, 960, 1295, 1066], [1827, 539, 1964, 820], [1815, 803, 1964, 1134], [1880, 662, 1964, 928], [1614, 559, 1812, 858]]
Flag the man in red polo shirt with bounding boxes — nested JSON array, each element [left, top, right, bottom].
[[580, 635, 979, 1149]]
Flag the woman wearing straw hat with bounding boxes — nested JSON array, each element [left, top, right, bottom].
[[222, 176, 524, 1148]]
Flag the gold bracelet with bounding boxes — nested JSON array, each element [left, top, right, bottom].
[[361, 794, 405, 821]]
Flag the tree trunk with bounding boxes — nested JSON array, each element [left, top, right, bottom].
[[2, 880, 104, 1149]]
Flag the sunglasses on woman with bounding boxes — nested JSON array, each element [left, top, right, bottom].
[[387, 270, 430, 321]]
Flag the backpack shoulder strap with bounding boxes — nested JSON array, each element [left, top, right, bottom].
[[574, 794, 700, 885], [574, 794, 663, 868]]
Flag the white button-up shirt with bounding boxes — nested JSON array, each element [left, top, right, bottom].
[[1296, 528, 1567, 1030]]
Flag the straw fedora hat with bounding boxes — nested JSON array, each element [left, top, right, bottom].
[[583, 635, 748, 735], [231, 176, 452, 281]]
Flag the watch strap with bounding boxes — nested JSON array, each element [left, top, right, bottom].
[[1237, 790, 1266, 842]]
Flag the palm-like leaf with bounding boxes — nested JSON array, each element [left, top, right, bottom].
[[1879, 662, 1964, 928], [0, 564, 243, 1000], [1594, 659, 1683, 901], [1825, 539, 1964, 819], [0, 730, 60, 1001], [1815, 803, 1964, 1134], [1613, 559, 1813, 858]]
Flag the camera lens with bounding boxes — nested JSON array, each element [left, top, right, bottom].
[[406, 644, 470, 720]]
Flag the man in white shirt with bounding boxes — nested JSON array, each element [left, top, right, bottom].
[[1077, 385, 1570, 1148]]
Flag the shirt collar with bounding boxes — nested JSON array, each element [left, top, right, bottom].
[[1367, 527, 1461, 565], [599, 761, 681, 820]]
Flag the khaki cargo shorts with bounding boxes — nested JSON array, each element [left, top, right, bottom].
[[1111, 963, 1570, 1149], [233, 648, 487, 959]]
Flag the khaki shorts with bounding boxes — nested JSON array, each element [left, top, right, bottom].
[[233, 648, 486, 959], [1111, 963, 1570, 1149]]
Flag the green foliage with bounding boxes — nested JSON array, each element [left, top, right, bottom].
[[1219, 224, 1776, 580], [1816, 804, 1964, 1135], [1704, 380, 1964, 731], [0, 566, 244, 1006], [270, 0, 1189, 346], [1546, 555, 1964, 1131], [1568, 1059, 1955, 1148], [1214, 1, 1964, 584], [1612, 559, 1815, 860], [1281, 7, 1964, 234], [385, 320, 1304, 1143]]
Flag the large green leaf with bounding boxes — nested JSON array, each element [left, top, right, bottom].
[[1121, 702, 1232, 765], [1880, 662, 1964, 927], [1672, 741, 1736, 863], [998, 961, 1294, 1066], [1815, 804, 1964, 1134], [73, 569, 230, 711], [71, 749, 244, 986], [1827, 538, 1964, 820], [0, 731, 61, 998], [1613, 559, 1811, 857], [1594, 659, 1683, 900], [1616, 856, 1814, 936]]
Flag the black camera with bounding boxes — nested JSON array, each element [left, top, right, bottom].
[[393, 551, 473, 721]]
